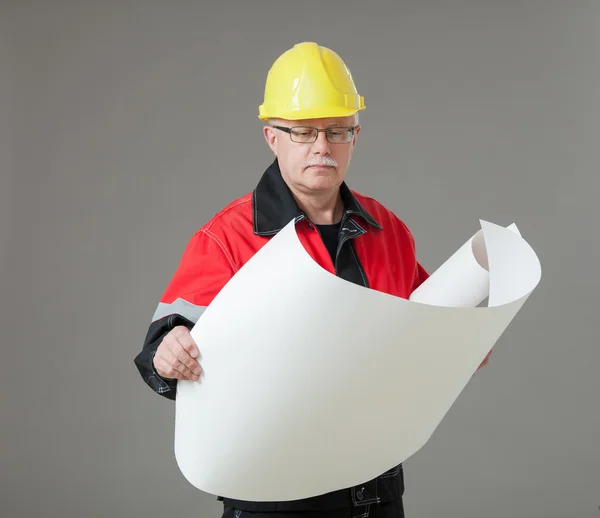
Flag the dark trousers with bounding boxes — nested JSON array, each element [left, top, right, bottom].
[[222, 499, 404, 518]]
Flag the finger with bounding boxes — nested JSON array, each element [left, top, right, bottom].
[[169, 347, 202, 380], [170, 333, 202, 374], [164, 351, 199, 381], [161, 327, 202, 376], [173, 326, 200, 359], [172, 342, 203, 377], [157, 349, 200, 381], [153, 353, 184, 380]]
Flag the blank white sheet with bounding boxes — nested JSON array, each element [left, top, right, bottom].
[[173, 219, 542, 501]]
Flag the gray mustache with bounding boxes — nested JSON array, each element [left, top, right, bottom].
[[304, 156, 338, 167]]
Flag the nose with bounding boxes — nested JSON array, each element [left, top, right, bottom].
[[312, 130, 331, 154]]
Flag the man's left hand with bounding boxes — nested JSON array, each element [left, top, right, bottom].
[[477, 348, 493, 370]]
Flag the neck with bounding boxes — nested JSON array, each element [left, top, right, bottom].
[[291, 188, 344, 225]]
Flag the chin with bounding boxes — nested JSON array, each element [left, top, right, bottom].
[[306, 165, 338, 179], [305, 177, 341, 191]]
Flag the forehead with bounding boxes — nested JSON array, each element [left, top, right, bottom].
[[281, 116, 354, 127]]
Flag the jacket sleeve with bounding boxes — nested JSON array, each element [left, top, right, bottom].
[[412, 261, 430, 292], [391, 213, 430, 293], [134, 229, 237, 400]]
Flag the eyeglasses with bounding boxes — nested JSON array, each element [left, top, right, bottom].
[[272, 125, 357, 144]]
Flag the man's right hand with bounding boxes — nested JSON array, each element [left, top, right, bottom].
[[153, 325, 202, 381]]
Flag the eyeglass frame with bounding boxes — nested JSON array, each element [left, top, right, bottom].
[[271, 125, 358, 144]]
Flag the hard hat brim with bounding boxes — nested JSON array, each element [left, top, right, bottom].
[[258, 104, 365, 121]]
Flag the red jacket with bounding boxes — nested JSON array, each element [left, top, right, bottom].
[[134, 158, 429, 512]]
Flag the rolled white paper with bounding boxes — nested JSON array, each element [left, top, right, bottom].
[[173, 219, 541, 502]]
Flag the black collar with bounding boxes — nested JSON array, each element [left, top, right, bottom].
[[252, 159, 383, 236]]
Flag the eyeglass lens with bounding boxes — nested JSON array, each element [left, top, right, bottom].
[[290, 127, 353, 143]]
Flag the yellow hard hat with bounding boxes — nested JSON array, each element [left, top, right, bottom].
[[258, 42, 365, 121]]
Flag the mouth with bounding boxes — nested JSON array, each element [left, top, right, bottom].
[[307, 164, 335, 170]]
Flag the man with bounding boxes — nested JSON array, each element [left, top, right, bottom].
[[134, 41, 491, 518]]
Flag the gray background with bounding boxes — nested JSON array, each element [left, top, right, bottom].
[[2, 1, 598, 517]]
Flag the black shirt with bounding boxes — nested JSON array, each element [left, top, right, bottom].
[[316, 220, 342, 265]]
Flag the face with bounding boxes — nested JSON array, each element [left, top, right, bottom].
[[263, 115, 360, 196]]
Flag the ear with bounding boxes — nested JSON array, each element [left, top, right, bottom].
[[263, 125, 278, 155], [353, 124, 361, 145], [349, 124, 360, 154]]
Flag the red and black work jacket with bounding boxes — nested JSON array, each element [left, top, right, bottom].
[[134, 158, 429, 513]]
